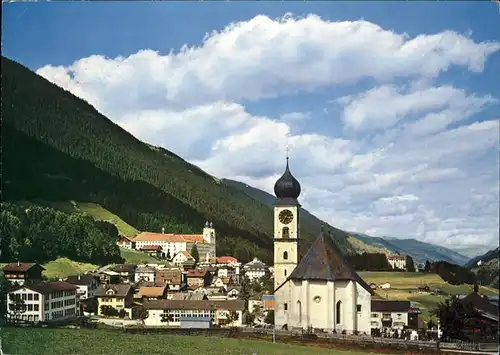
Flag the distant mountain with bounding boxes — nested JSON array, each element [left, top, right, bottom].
[[223, 178, 471, 265], [351, 234, 471, 265], [465, 247, 500, 268]]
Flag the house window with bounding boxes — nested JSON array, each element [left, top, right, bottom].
[[34, 294, 39, 301], [283, 251, 288, 260], [357, 305, 362, 312], [282, 227, 290, 239], [336, 301, 342, 324], [284, 303, 288, 311], [371, 313, 378, 318]]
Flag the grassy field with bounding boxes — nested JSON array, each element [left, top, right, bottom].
[[26, 200, 139, 237], [119, 247, 159, 264], [359, 271, 499, 321], [0, 328, 375, 355], [42, 258, 98, 279]]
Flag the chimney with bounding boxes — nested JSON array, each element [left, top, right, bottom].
[[162, 227, 165, 234]]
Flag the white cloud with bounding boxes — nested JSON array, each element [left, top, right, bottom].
[[35, 14, 500, 257]]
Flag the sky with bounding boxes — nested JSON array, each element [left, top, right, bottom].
[[3, 2, 500, 257]]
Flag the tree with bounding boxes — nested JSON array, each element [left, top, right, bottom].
[[406, 255, 416, 272], [427, 318, 436, 330], [424, 260, 431, 272], [0, 276, 12, 320], [239, 276, 251, 310], [118, 309, 127, 318], [431, 296, 475, 341], [100, 305, 119, 317], [226, 311, 240, 326], [264, 310, 275, 325], [8, 294, 26, 323], [137, 305, 149, 324], [190, 244, 200, 265], [82, 297, 98, 315], [166, 249, 172, 261]]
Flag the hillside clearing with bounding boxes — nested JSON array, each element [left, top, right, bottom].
[[1, 328, 374, 355], [42, 258, 98, 279], [119, 247, 159, 264], [27, 200, 139, 237], [360, 271, 499, 321]]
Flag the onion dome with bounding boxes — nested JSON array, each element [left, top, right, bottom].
[[274, 157, 301, 200]]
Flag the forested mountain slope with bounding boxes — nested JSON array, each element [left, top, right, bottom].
[[2, 56, 355, 263]]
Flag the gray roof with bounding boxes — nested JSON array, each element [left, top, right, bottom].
[[94, 284, 132, 297], [243, 258, 268, 270], [66, 275, 97, 286], [277, 231, 373, 294]]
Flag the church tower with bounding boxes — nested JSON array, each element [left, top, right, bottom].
[[273, 156, 301, 328]]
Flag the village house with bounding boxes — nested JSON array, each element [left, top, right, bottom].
[[98, 270, 120, 285], [248, 296, 264, 313], [95, 284, 134, 318], [226, 286, 240, 300], [169, 292, 208, 301], [370, 300, 420, 331], [134, 266, 156, 283], [138, 245, 163, 258], [242, 258, 269, 282], [7, 281, 78, 323], [110, 264, 137, 283], [172, 251, 196, 267], [132, 222, 216, 260], [186, 269, 211, 289], [155, 268, 183, 291], [117, 236, 135, 249], [65, 274, 99, 299], [2, 262, 45, 286], [138, 285, 168, 301], [387, 255, 407, 270], [262, 294, 275, 311], [142, 299, 245, 327]]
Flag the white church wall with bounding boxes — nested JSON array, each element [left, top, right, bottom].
[[333, 280, 349, 333], [356, 283, 372, 334]]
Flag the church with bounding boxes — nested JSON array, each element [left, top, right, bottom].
[[272, 157, 373, 334]]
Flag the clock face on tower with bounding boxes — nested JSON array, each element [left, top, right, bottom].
[[278, 209, 294, 225]]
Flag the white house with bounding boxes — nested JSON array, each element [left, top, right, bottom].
[[242, 258, 269, 282], [172, 251, 196, 266], [142, 299, 245, 327], [65, 275, 99, 299], [378, 282, 391, 290], [7, 281, 79, 323], [387, 255, 407, 270], [134, 266, 157, 283], [272, 157, 373, 334], [132, 222, 216, 259], [370, 300, 418, 331]]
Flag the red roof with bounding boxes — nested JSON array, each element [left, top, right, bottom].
[[118, 236, 133, 243], [134, 232, 206, 243], [140, 245, 162, 251], [3, 263, 45, 272], [217, 256, 238, 264]]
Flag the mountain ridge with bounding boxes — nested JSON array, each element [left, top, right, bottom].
[[2, 55, 356, 264], [222, 179, 471, 265]]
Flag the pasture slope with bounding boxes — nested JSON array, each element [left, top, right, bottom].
[[2, 328, 373, 355], [360, 271, 499, 321]]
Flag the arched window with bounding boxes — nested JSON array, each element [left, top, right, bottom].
[[297, 300, 302, 325], [283, 251, 288, 260], [336, 301, 342, 324], [284, 269, 287, 276], [282, 227, 290, 239]]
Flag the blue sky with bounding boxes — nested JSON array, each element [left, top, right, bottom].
[[3, 2, 500, 256]]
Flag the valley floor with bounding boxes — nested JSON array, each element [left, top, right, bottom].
[[1, 328, 378, 355], [359, 272, 499, 321]]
